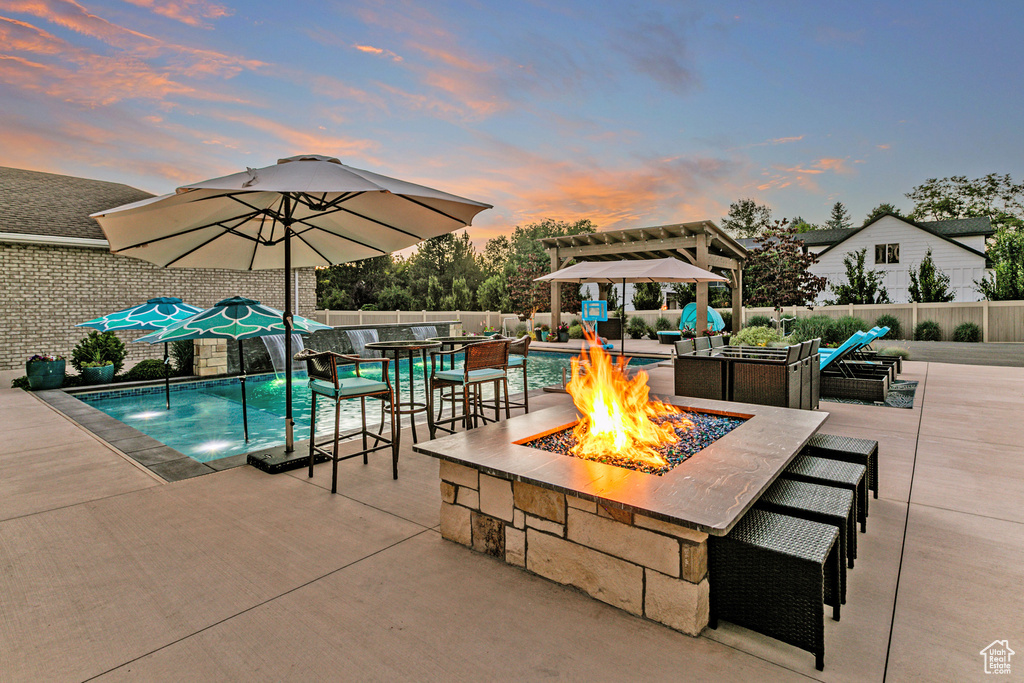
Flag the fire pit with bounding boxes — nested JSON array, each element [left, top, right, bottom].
[[412, 343, 827, 637]]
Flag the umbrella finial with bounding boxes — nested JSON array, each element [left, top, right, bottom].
[[242, 168, 259, 188]]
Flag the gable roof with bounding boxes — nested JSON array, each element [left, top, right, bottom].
[[812, 213, 991, 261], [0, 166, 153, 241]]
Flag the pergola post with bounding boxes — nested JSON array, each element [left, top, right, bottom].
[[695, 233, 709, 333], [731, 268, 743, 332], [550, 250, 561, 332]]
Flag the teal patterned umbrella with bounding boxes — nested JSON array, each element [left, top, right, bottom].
[[77, 297, 203, 332], [137, 296, 331, 441], [77, 297, 202, 409]]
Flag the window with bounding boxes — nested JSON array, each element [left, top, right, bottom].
[[875, 243, 899, 264]]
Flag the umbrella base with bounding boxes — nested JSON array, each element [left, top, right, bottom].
[[247, 443, 329, 474]]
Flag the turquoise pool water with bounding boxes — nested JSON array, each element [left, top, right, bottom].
[[76, 351, 660, 463]]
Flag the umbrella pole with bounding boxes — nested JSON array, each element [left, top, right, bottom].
[[239, 340, 248, 441], [283, 200, 295, 452], [621, 278, 626, 358], [164, 342, 171, 410]]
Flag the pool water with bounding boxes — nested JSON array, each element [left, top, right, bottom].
[[77, 351, 660, 463]]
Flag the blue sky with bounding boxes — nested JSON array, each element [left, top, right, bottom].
[[1, 0, 1022, 244]]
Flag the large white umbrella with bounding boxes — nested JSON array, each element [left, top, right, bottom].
[[92, 154, 492, 451], [535, 258, 727, 355]]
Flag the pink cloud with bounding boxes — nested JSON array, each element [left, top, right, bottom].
[[354, 43, 403, 62], [120, 0, 232, 28]]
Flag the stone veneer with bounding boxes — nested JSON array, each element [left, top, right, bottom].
[[438, 460, 710, 636], [0, 243, 315, 371]]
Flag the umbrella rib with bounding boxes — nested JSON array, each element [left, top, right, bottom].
[[163, 227, 240, 268], [290, 229, 337, 265], [395, 194, 470, 226], [292, 224, 388, 258], [312, 204, 425, 240], [111, 210, 265, 252], [249, 212, 271, 270]]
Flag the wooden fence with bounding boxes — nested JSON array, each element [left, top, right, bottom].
[[314, 300, 1024, 342]]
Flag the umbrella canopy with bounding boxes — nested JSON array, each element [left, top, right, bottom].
[[136, 296, 331, 343], [92, 154, 491, 452], [534, 257, 728, 284], [76, 297, 203, 331]]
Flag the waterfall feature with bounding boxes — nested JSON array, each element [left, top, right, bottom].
[[410, 325, 438, 340], [346, 328, 380, 357], [261, 334, 307, 376]]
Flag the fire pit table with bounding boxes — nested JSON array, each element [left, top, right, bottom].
[[412, 396, 827, 636]]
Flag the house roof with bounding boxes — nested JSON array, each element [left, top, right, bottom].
[[0, 166, 153, 241], [813, 213, 991, 261]]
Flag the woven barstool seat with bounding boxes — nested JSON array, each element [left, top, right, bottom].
[[783, 455, 868, 533], [710, 509, 841, 671], [756, 479, 856, 605], [428, 339, 511, 437], [802, 433, 879, 500]]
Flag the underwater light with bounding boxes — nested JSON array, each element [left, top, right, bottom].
[[130, 411, 164, 420]]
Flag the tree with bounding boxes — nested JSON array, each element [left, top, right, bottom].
[[425, 275, 443, 310], [405, 231, 484, 309], [863, 203, 903, 225], [669, 283, 695, 308], [721, 198, 773, 238], [505, 253, 550, 319], [377, 285, 415, 311], [632, 282, 663, 310], [907, 173, 1024, 231], [827, 248, 891, 304], [908, 248, 955, 302], [977, 227, 1024, 300], [315, 255, 396, 309], [477, 274, 509, 311], [743, 221, 827, 311], [441, 277, 474, 310], [825, 202, 853, 231], [482, 235, 511, 278]]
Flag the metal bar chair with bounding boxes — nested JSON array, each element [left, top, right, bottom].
[[428, 339, 511, 438], [298, 349, 398, 494]]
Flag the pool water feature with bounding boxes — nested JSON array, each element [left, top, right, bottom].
[[76, 352, 660, 464]]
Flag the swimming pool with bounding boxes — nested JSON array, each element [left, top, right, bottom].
[[75, 351, 661, 463]]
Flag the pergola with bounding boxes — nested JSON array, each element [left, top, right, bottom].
[[540, 220, 748, 332]]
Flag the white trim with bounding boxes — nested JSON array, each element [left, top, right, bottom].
[[0, 232, 109, 249]]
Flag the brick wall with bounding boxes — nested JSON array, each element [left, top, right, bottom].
[[0, 243, 316, 371]]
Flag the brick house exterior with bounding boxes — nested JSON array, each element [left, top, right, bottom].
[[0, 166, 315, 372]]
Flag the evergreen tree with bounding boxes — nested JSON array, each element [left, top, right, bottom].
[[977, 227, 1024, 300], [863, 203, 903, 225], [908, 248, 955, 302], [825, 202, 853, 230], [827, 248, 891, 304]]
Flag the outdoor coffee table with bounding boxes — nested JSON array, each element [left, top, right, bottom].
[[365, 340, 441, 446]]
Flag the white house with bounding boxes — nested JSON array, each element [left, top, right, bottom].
[[801, 214, 993, 303]]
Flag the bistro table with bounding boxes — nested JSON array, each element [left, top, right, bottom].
[[364, 339, 441, 446]]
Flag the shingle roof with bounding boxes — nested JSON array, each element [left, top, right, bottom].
[[0, 166, 153, 240], [794, 215, 994, 248]]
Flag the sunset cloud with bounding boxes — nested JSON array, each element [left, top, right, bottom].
[[354, 43, 403, 61], [120, 0, 232, 28]]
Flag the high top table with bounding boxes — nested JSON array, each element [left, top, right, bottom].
[[364, 340, 441, 446]]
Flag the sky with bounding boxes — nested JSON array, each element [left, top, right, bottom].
[[2, 0, 1023, 247]]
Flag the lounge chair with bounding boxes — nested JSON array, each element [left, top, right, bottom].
[[656, 303, 726, 343]]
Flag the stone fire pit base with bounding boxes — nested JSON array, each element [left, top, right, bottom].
[[438, 460, 710, 636]]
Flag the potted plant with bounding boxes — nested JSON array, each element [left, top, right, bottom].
[[25, 353, 65, 390], [557, 322, 570, 342], [71, 330, 127, 385], [80, 358, 116, 385], [539, 323, 550, 341], [482, 325, 498, 337]]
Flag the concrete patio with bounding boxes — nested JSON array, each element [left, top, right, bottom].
[[1, 360, 1022, 681]]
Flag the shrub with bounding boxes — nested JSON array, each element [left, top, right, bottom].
[[513, 323, 528, 337], [719, 310, 733, 332], [11, 376, 29, 390], [828, 316, 870, 347], [71, 331, 127, 374], [627, 316, 650, 339], [878, 347, 911, 359], [170, 339, 194, 376], [730, 326, 786, 347], [790, 315, 835, 344], [654, 316, 673, 331], [570, 318, 581, 327], [914, 320, 942, 341], [122, 359, 169, 381], [746, 315, 772, 328], [359, 303, 377, 311], [568, 324, 584, 339], [952, 322, 982, 343], [646, 327, 659, 340], [874, 314, 902, 340]]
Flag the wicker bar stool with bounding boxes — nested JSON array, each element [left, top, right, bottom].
[[298, 350, 397, 494], [428, 339, 511, 438], [503, 334, 532, 414], [709, 509, 841, 671], [802, 433, 879, 499], [783, 455, 868, 532], [755, 478, 857, 605]]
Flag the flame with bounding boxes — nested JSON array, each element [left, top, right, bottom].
[[566, 332, 691, 468]]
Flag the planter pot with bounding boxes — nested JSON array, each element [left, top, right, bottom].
[[540, 331, 549, 341], [558, 332, 569, 343], [81, 364, 116, 385], [483, 331, 497, 337], [26, 359, 65, 390]]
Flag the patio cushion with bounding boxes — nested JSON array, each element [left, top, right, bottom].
[[434, 368, 506, 384], [310, 377, 389, 397], [508, 354, 525, 367]]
